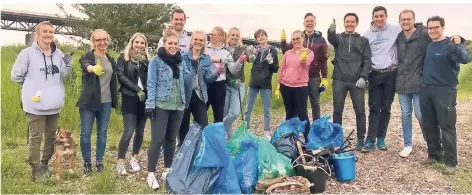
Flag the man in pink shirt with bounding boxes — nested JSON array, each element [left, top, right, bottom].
[[278, 30, 315, 138]]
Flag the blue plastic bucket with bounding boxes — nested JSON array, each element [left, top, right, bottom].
[[331, 152, 356, 182]]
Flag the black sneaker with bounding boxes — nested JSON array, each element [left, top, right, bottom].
[[96, 161, 104, 173], [83, 162, 93, 175]]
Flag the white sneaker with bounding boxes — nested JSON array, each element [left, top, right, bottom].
[[130, 157, 140, 172], [399, 146, 413, 158], [147, 172, 160, 189], [116, 162, 128, 175], [265, 131, 271, 140], [161, 168, 169, 180]]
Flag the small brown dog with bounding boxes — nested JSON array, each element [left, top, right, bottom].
[[54, 128, 77, 179]]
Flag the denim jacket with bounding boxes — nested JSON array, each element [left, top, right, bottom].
[[145, 56, 192, 109], [182, 50, 218, 104]]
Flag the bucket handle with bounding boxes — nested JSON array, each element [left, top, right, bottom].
[[355, 156, 358, 162], [292, 154, 332, 177]]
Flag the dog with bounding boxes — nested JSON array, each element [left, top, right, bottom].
[[54, 128, 77, 179]]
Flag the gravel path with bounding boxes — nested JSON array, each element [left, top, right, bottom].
[[101, 98, 472, 193]]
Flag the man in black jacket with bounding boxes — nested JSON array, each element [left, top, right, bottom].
[[395, 9, 432, 158], [327, 13, 372, 150]]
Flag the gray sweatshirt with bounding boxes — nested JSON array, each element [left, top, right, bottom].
[[11, 42, 73, 115], [157, 29, 191, 53], [363, 23, 402, 70]]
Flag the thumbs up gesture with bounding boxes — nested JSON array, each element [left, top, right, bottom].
[[329, 18, 336, 33], [280, 29, 286, 41]]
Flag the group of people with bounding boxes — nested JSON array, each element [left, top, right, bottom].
[[11, 5, 469, 189]]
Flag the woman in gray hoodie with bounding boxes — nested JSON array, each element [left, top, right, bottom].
[[11, 21, 73, 181]]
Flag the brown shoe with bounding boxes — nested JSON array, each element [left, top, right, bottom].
[[443, 166, 456, 175]]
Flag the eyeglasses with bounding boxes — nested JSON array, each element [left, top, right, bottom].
[[291, 37, 301, 42], [95, 38, 108, 43]]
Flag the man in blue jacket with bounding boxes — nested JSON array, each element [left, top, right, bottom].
[[420, 16, 470, 175]]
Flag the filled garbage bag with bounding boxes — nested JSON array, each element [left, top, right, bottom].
[[270, 117, 306, 144], [273, 132, 305, 160], [307, 116, 344, 150], [227, 121, 257, 155], [166, 122, 223, 194], [233, 140, 259, 194], [195, 122, 241, 194], [227, 121, 295, 180]]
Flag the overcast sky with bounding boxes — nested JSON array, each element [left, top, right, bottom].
[[1, 3, 471, 46]]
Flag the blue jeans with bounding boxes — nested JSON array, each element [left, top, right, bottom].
[[398, 93, 422, 147], [223, 83, 245, 137], [80, 102, 112, 164], [244, 87, 271, 131]]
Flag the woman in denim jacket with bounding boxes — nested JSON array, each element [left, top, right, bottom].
[[144, 30, 193, 189], [178, 30, 223, 146]]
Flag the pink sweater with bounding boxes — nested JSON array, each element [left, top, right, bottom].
[[278, 48, 315, 87]]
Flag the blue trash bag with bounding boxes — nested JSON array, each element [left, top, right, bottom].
[[233, 140, 259, 194], [194, 122, 241, 194], [166, 122, 223, 194], [270, 117, 307, 144], [307, 116, 344, 150]]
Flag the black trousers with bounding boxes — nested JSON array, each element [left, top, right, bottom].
[[118, 94, 146, 159], [179, 90, 209, 146], [420, 86, 457, 167], [206, 80, 226, 122], [148, 108, 184, 172], [332, 79, 366, 140], [367, 70, 397, 142], [280, 84, 310, 138]]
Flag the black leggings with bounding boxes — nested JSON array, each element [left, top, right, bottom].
[[147, 108, 184, 172], [206, 80, 226, 122], [117, 94, 146, 159], [179, 90, 209, 146], [280, 84, 311, 138]]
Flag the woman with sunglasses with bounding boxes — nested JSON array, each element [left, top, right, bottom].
[[205, 26, 238, 124], [244, 29, 279, 139], [223, 27, 248, 139], [144, 30, 193, 189], [278, 30, 314, 139]]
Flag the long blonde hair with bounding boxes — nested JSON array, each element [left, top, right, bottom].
[[226, 27, 243, 47], [189, 30, 208, 54], [90, 29, 111, 50], [212, 26, 227, 46], [123, 32, 151, 61]]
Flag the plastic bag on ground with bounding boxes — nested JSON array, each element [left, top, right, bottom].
[[194, 122, 241, 194], [166, 122, 222, 194], [270, 117, 306, 144], [307, 116, 344, 150], [233, 140, 259, 194], [227, 121, 257, 155], [273, 132, 305, 160]]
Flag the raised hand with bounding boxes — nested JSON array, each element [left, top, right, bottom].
[[329, 18, 336, 33]]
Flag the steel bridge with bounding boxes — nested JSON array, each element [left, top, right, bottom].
[[1, 9, 281, 48]]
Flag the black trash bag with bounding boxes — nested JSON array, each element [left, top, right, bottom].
[[273, 132, 305, 161], [166, 122, 223, 194]]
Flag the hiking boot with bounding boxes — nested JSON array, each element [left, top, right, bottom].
[[361, 139, 375, 153], [355, 139, 365, 151], [377, 138, 387, 150], [444, 166, 456, 175], [83, 162, 93, 175], [96, 161, 104, 173], [420, 157, 440, 165]]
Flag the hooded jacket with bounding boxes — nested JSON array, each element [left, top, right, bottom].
[[363, 23, 402, 70], [395, 23, 432, 93], [281, 30, 328, 78], [11, 42, 73, 115], [328, 30, 372, 83]]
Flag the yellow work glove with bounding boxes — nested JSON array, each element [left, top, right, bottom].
[[320, 78, 329, 89], [280, 29, 286, 41], [300, 49, 308, 61], [32, 90, 42, 102], [275, 84, 281, 98], [92, 60, 105, 76]]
